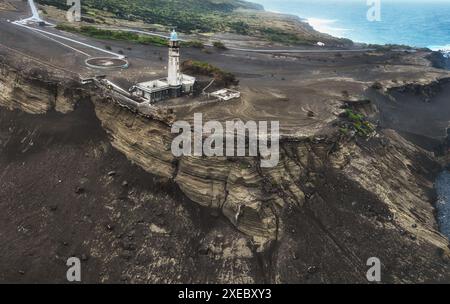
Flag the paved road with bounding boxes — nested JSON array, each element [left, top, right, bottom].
[[12, 0, 123, 59], [225, 47, 376, 53], [101, 27, 376, 54], [13, 22, 125, 59]]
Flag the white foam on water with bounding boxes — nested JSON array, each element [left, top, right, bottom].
[[306, 17, 351, 38], [429, 44, 450, 58], [429, 44, 450, 52]]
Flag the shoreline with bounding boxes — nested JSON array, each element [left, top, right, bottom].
[[260, 2, 450, 53]]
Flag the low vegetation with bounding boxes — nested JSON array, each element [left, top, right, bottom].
[[181, 60, 238, 86], [260, 28, 316, 45], [182, 40, 205, 49], [340, 109, 375, 137], [55, 24, 168, 46], [39, 0, 263, 33], [213, 41, 227, 50], [38, 0, 352, 47]]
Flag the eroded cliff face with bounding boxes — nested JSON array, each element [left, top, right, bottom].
[[1, 59, 450, 282], [0, 61, 80, 114], [92, 98, 278, 245]]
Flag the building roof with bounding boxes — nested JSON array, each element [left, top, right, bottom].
[[131, 74, 196, 94]]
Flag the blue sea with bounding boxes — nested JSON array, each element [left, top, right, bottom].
[[252, 0, 450, 51]]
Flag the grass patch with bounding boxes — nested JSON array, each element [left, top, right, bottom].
[[260, 27, 316, 45], [341, 109, 375, 137], [182, 40, 205, 49], [181, 60, 237, 86]]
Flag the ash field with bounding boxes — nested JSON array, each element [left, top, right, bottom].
[[1, 0, 450, 283]]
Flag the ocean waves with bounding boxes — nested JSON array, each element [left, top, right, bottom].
[[252, 0, 450, 48], [429, 44, 450, 57], [305, 18, 352, 38]]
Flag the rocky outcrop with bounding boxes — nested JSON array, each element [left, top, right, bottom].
[[426, 51, 450, 70], [0, 61, 81, 114], [93, 98, 278, 246]]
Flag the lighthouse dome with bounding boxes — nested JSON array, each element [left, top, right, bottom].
[[170, 30, 178, 41]]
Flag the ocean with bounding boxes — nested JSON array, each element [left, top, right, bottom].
[[251, 0, 450, 52]]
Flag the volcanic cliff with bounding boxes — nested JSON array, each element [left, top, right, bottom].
[[1, 49, 450, 283]]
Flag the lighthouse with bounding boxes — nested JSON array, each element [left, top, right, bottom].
[[168, 30, 181, 87], [130, 30, 196, 103]]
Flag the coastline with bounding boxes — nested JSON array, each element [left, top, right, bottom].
[[256, 0, 450, 54], [263, 8, 345, 36]]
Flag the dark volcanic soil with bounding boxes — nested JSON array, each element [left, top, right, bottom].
[[0, 101, 266, 283], [1, 99, 449, 283]]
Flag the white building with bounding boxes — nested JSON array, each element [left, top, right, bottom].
[[210, 89, 241, 101], [130, 30, 196, 103], [167, 30, 181, 86]]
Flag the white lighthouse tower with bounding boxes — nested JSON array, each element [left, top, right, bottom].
[[129, 30, 196, 103], [167, 30, 181, 87]]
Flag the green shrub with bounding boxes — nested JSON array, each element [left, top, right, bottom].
[[181, 60, 237, 86], [56, 24, 167, 46], [213, 41, 227, 50], [343, 109, 375, 137], [260, 27, 315, 45], [228, 21, 250, 35], [182, 40, 205, 49]]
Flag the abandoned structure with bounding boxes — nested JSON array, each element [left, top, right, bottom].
[[130, 30, 196, 103]]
